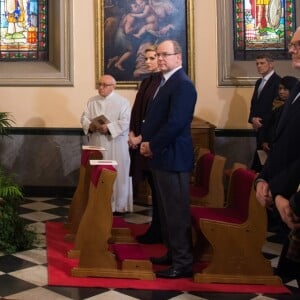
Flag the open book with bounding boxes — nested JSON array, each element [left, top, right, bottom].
[[91, 114, 110, 129]]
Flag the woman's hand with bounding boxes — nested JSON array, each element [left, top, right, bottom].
[[128, 132, 142, 149]]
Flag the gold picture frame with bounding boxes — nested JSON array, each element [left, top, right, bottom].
[[96, 0, 195, 89]]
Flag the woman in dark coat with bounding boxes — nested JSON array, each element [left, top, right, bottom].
[[128, 44, 162, 243]]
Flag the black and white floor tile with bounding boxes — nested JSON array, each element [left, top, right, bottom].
[[0, 197, 299, 300]]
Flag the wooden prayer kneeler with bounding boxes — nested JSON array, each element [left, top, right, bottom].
[[65, 147, 134, 244], [70, 163, 154, 280], [64, 148, 103, 240]]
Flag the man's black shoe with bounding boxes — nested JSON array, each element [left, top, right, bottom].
[[136, 233, 162, 244], [150, 254, 172, 265], [155, 266, 193, 279]]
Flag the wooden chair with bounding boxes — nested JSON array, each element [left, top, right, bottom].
[[191, 168, 282, 285], [190, 149, 226, 207], [70, 163, 154, 280], [65, 148, 103, 239]]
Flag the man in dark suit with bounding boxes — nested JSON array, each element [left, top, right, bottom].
[[248, 53, 281, 172], [140, 39, 197, 278], [256, 27, 300, 278]]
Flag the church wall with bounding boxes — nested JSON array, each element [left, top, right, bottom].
[[0, 1, 298, 193], [0, 1, 256, 130]]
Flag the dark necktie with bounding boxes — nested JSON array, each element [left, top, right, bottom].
[[145, 74, 164, 115], [152, 76, 165, 100]]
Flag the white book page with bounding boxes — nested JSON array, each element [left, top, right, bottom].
[[89, 160, 118, 166], [82, 145, 106, 151]]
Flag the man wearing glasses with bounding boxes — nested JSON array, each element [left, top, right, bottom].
[[140, 40, 197, 278], [255, 27, 300, 278], [81, 74, 133, 213]]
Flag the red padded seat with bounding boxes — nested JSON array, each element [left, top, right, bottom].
[[191, 152, 215, 197], [190, 168, 256, 231]]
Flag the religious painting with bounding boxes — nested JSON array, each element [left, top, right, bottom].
[[0, 0, 48, 61], [96, 0, 194, 88], [234, 0, 296, 60]]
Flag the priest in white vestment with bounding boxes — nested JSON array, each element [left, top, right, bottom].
[[81, 75, 133, 212]]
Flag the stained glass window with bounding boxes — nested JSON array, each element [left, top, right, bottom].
[[0, 0, 48, 61], [234, 0, 296, 60]]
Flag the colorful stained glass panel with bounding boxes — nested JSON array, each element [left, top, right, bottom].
[[234, 0, 296, 60], [0, 0, 48, 61]]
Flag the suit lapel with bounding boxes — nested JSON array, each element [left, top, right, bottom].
[[145, 69, 183, 115], [275, 83, 300, 137], [258, 73, 275, 99], [142, 74, 161, 115]]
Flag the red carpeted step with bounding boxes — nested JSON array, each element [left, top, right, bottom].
[[47, 222, 290, 294], [112, 243, 148, 261], [112, 216, 129, 228]]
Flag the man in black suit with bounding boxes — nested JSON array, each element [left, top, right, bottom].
[[140, 39, 197, 279], [256, 27, 300, 278], [248, 53, 281, 172], [270, 158, 300, 228]]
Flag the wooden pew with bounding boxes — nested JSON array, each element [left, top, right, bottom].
[[190, 149, 226, 207], [223, 162, 247, 206], [191, 168, 282, 285]]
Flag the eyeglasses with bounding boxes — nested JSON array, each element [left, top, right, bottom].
[[288, 41, 300, 50], [98, 83, 114, 88], [156, 52, 178, 59]]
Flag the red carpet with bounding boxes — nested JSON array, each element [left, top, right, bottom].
[[46, 222, 290, 294]]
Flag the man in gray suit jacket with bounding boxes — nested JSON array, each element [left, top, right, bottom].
[[140, 39, 197, 279]]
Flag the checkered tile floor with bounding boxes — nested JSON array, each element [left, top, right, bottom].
[[0, 197, 299, 300]]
